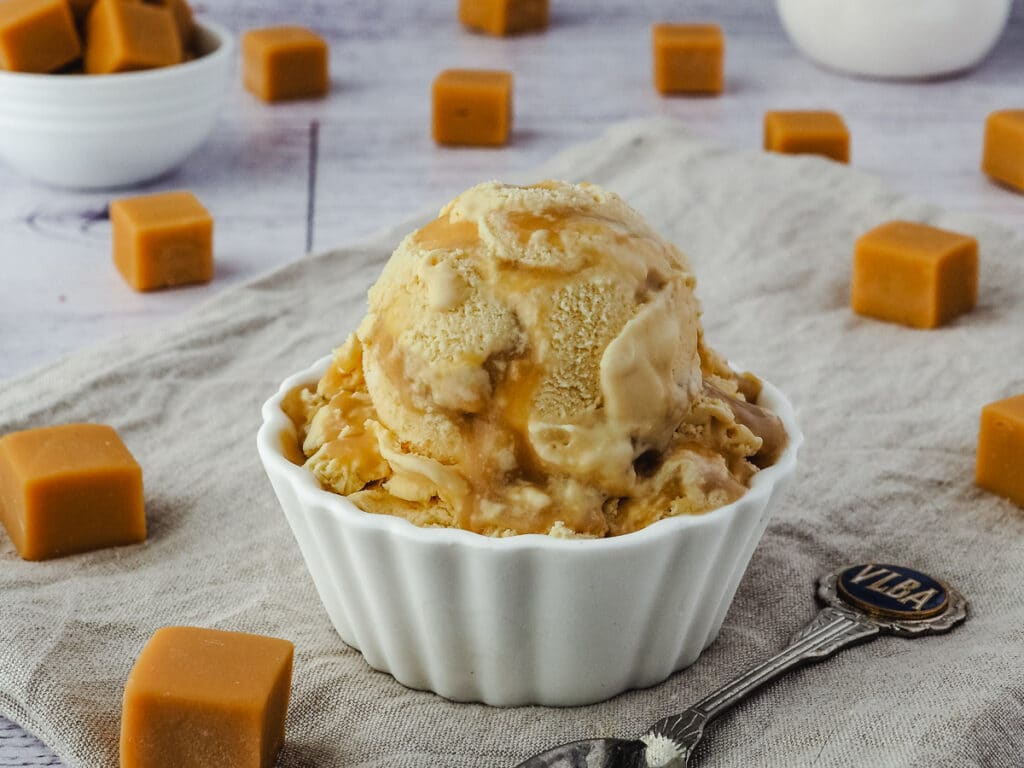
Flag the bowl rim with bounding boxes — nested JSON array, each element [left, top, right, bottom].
[[0, 19, 234, 85], [257, 354, 803, 553]]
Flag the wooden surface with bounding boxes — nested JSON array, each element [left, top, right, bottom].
[[1, 0, 1023, 764]]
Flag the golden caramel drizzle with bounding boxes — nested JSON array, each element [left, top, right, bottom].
[[413, 216, 480, 251]]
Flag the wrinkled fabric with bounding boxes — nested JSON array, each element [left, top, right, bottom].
[[1, 119, 1022, 768]]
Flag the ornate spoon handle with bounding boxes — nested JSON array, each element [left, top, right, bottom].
[[642, 563, 968, 766], [644, 607, 878, 760], [700, 606, 878, 719]]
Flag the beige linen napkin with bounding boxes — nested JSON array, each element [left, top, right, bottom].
[[1, 119, 1023, 768]]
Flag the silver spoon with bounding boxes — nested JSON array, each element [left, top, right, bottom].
[[515, 563, 968, 768]]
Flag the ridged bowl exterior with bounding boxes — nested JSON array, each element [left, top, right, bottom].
[[257, 357, 802, 706], [0, 21, 233, 189]]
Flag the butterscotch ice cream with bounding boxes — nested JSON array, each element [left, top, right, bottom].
[[286, 181, 786, 537]]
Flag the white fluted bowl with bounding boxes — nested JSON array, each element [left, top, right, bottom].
[[257, 356, 802, 706], [0, 20, 232, 189]]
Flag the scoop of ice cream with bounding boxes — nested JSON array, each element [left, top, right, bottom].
[[291, 181, 786, 537]]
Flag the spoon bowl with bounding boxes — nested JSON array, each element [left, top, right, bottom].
[[514, 739, 647, 768]]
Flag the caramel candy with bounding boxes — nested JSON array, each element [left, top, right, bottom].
[[851, 220, 978, 329], [0, 0, 81, 73], [976, 394, 1024, 508], [121, 626, 294, 768], [85, 0, 181, 74], [111, 191, 214, 292], [459, 0, 548, 36], [652, 23, 724, 95], [143, 0, 194, 49], [0, 424, 145, 561], [242, 26, 329, 103], [764, 110, 850, 163], [433, 69, 513, 147], [982, 110, 1024, 193]]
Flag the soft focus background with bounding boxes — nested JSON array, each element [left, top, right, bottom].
[[1, 0, 1023, 763]]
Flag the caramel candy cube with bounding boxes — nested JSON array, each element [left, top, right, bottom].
[[0, 424, 145, 561], [143, 0, 195, 49], [976, 395, 1024, 508], [111, 191, 213, 292], [242, 27, 329, 102], [433, 69, 513, 147], [68, 0, 124, 24], [0, 0, 81, 73], [851, 220, 978, 329], [85, 0, 181, 74], [121, 626, 294, 768], [652, 23, 724, 95], [764, 110, 850, 163], [982, 110, 1024, 193], [459, 0, 548, 36]]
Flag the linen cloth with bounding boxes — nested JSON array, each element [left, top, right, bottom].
[[1, 119, 1022, 768]]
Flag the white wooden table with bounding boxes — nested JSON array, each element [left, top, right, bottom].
[[1, 0, 1022, 764]]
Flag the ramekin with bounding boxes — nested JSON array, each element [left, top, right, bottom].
[[0, 20, 233, 189], [257, 356, 802, 706]]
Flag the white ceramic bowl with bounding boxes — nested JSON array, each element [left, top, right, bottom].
[[0, 20, 233, 189], [257, 356, 802, 706], [776, 0, 1012, 79]]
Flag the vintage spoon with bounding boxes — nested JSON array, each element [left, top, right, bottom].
[[515, 563, 968, 768]]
